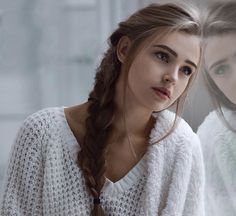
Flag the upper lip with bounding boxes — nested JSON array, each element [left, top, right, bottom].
[[152, 86, 171, 98]]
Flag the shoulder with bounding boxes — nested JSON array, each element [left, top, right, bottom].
[[64, 103, 88, 131], [153, 109, 197, 143], [154, 109, 193, 131], [152, 110, 204, 178], [197, 110, 218, 135], [198, 108, 236, 134], [160, 110, 204, 171], [151, 109, 201, 158], [197, 109, 236, 157], [16, 106, 65, 148], [197, 109, 227, 149], [23, 106, 63, 131], [7, 107, 64, 168]]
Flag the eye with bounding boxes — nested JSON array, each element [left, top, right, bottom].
[[213, 64, 230, 75], [180, 66, 193, 76], [154, 51, 169, 63]]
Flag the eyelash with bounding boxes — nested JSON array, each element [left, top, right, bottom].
[[213, 64, 230, 76], [154, 51, 193, 76], [155, 51, 169, 63], [180, 66, 193, 76]]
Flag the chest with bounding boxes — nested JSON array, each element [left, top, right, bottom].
[[104, 142, 147, 183]]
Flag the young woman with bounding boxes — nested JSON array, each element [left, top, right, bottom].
[[1, 3, 205, 216], [197, 2, 236, 216]]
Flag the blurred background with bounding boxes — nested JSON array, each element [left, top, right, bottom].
[[0, 0, 234, 199]]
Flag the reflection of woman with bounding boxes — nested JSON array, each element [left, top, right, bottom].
[[1, 3, 205, 216], [197, 2, 236, 216]]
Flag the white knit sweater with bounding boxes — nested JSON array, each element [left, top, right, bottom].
[[197, 108, 236, 216], [0, 107, 205, 216]]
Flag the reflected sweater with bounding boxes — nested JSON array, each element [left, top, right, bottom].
[[0, 107, 205, 216], [197, 108, 236, 216]]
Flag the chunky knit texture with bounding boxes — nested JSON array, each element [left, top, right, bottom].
[[197, 107, 236, 216], [0, 107, 205, 216]]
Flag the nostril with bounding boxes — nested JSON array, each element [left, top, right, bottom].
[[163, 74, 176, 82], [163, 74, 170, 82]]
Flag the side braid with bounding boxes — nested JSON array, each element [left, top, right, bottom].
[[77, 47, 121, 215], [76, 3, 202, 215]]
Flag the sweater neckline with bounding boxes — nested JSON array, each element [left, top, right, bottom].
[[59, 106, 151, 196]]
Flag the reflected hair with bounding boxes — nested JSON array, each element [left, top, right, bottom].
[[203, 1, 236, 131], [78, 2, 203, 215]]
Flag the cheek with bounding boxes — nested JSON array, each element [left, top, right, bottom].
[[173, 80, 190, 99], [128, 58, 153, 88], [214, 79, 226, 89], [212, 75, 231, 92], [128, 67, 146, 94]]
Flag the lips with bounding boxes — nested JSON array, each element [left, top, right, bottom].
[[151, 87, 171, 99]]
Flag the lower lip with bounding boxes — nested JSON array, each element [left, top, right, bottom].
[[152, 88, 169, 100]]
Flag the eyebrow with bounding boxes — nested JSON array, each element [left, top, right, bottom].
[[153, 44, 198, 69], [209, 58, 227, 71], [209, 51, 236, 71]]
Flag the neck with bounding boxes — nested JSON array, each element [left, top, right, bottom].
[[109, 73, 156, 146], [111, 107, 155, 141]]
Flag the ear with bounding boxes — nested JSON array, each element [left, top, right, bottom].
[[116, 36, 132, 63]]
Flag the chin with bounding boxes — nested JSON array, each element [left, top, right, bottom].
[[152, 104, 169, 112], [230, 99, 236, 105], [225, 95, 236, 104]]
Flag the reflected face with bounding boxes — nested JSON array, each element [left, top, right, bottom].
[[127, 31, 200, 111], [205, 34, 236, 104]]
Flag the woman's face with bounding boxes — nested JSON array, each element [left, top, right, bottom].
[[127, 31, 200, 112], [205, 34, 236, 104]]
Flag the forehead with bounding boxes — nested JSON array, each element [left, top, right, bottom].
[[205, 34, 236, 66], [146, 31, 201, 63]]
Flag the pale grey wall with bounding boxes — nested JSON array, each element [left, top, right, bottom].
[[0, 0, 231, 192], [0, 0, 144, 193]]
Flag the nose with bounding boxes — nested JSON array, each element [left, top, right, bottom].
[[162, 67, 179, 84]]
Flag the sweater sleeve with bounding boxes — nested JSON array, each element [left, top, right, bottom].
[[182, 134, 205, 216], [0, 112, 45, 216]]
